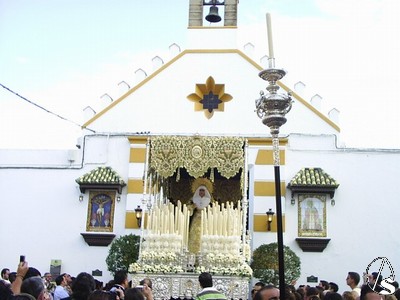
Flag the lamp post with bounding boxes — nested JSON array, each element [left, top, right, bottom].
[[266, 208, 275, 231], [135, 205, 143, 228], [255, 13, 293, 299]]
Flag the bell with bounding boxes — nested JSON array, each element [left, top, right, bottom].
[[205, 6, 222, 23]]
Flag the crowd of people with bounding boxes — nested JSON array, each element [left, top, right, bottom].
[[0, 261, 229, 300], [2, 263, 400, 300], [251, 271, 400, 300], [0, 261, 153, 300]]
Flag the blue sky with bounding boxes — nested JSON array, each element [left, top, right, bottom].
[[1, 0, 400, 149]]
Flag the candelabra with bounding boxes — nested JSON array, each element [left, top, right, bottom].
[[254, 13, 293, 300]]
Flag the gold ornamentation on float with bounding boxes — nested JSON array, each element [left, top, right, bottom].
[[149, 135, 244, 180]]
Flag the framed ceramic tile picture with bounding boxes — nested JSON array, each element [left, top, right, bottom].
[[86, 190, 116, 232], [298, 194, 327, 237]]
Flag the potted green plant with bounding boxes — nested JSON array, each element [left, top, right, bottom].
[[106, 234, 140, 275], [250, 243, 301, 286]]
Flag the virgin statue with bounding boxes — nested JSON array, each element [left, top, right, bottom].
[[188, 179, 213, 254]]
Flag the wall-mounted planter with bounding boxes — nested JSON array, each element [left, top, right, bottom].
[[81, 233, 116, 246], [295, 238, 331, 252]]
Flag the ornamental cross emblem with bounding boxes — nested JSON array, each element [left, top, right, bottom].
[[187, 76, 233, 119], [201, 91, 222, 113]]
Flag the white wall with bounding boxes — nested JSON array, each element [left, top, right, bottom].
[[0, 135, 137, 284], [1, 135, 400, 290]]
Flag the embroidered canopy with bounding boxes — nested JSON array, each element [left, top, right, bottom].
[[149, 135, 245, 180]]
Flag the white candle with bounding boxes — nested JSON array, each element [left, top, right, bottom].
[[209, 210, 213, 235], [174, 205, 178, 234], [170, 211, 174, 234], [186, 210, 190, 248], [213, 205, 218, 235], [164, 205, 168, 234], [223, 208, 227, 236], [266, 13, 274, 59], [147, 212, 152, 231], [204, 209, 208, 235], [154, 210, 158, 235]]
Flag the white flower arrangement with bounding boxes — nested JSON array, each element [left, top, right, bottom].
[[203, 253, 243, 266], [195, 262, 252, 277], [140, 250, 177, 263], [128, 228, 253, 278], [128, 262, 184, 274]]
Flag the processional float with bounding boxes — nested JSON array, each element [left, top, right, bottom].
[[129, 135, 252, 299]]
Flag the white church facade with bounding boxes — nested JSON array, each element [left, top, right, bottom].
[[1, 0, 400, 296]]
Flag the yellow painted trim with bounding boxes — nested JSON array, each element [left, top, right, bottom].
[[127, 179, 143, 194], [254, 181, 286, 197], [247, 137, 288, 146], [82, 49, 339, 133], [125, 212, 147, 229], [255, 149, 285, 165], [128, 137, 148, 144], [129, 148, 146, 163], [253, 214, 286, 232]]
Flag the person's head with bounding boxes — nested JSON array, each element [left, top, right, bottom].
[[329, 282, 339, 293], [139, 278, 152, 289], [24, 267, 41, 280], [315, 286, 324, 297], [63, 273, 73, 285], [285, 285, 297, 300], [319, 281, 330, 291], [347, 272, 360, 288], [21, 276, 51, 300], [369, 272, 382, 285], [1, 269, 10, 281], [324, 292, 343, 300], [9, 272, 17, 283], [394, 289, 400, 300], [114, 270, 128, 288], [55, 274, 67, 286], [125, 288, 145, 300], [0, 280, 13, 299], [195, 185, 210, 199], [254, 282, 266, 291], [254, 285, 280, 300], [306, 287, 320, 298], [1, 268, 10, 280], [88, 290, 119, 300], [296, 287, 305, 299], [95, 279, 104, 290], [198, 272, 213, 289], [43, 273, 52, 283], [252, 282, 266, 299], [342, 291, 356, 300], [198, 185, 207, 198], [105, 280, 115, 291], [199, 187, 206, 197], [360, 284, 383, 300], [71, 272, 96, 300]]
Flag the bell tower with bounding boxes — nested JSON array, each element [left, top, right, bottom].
[[188, 0, 238, 27]]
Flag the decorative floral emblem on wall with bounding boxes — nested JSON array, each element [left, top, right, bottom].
[[187, 76, 233, 119]]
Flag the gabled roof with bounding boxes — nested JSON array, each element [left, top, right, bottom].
[[76, 166, 126, 193], [288, 167, 339, 197], [289, 167, 339, 187], [82, 49, 340, 134]]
